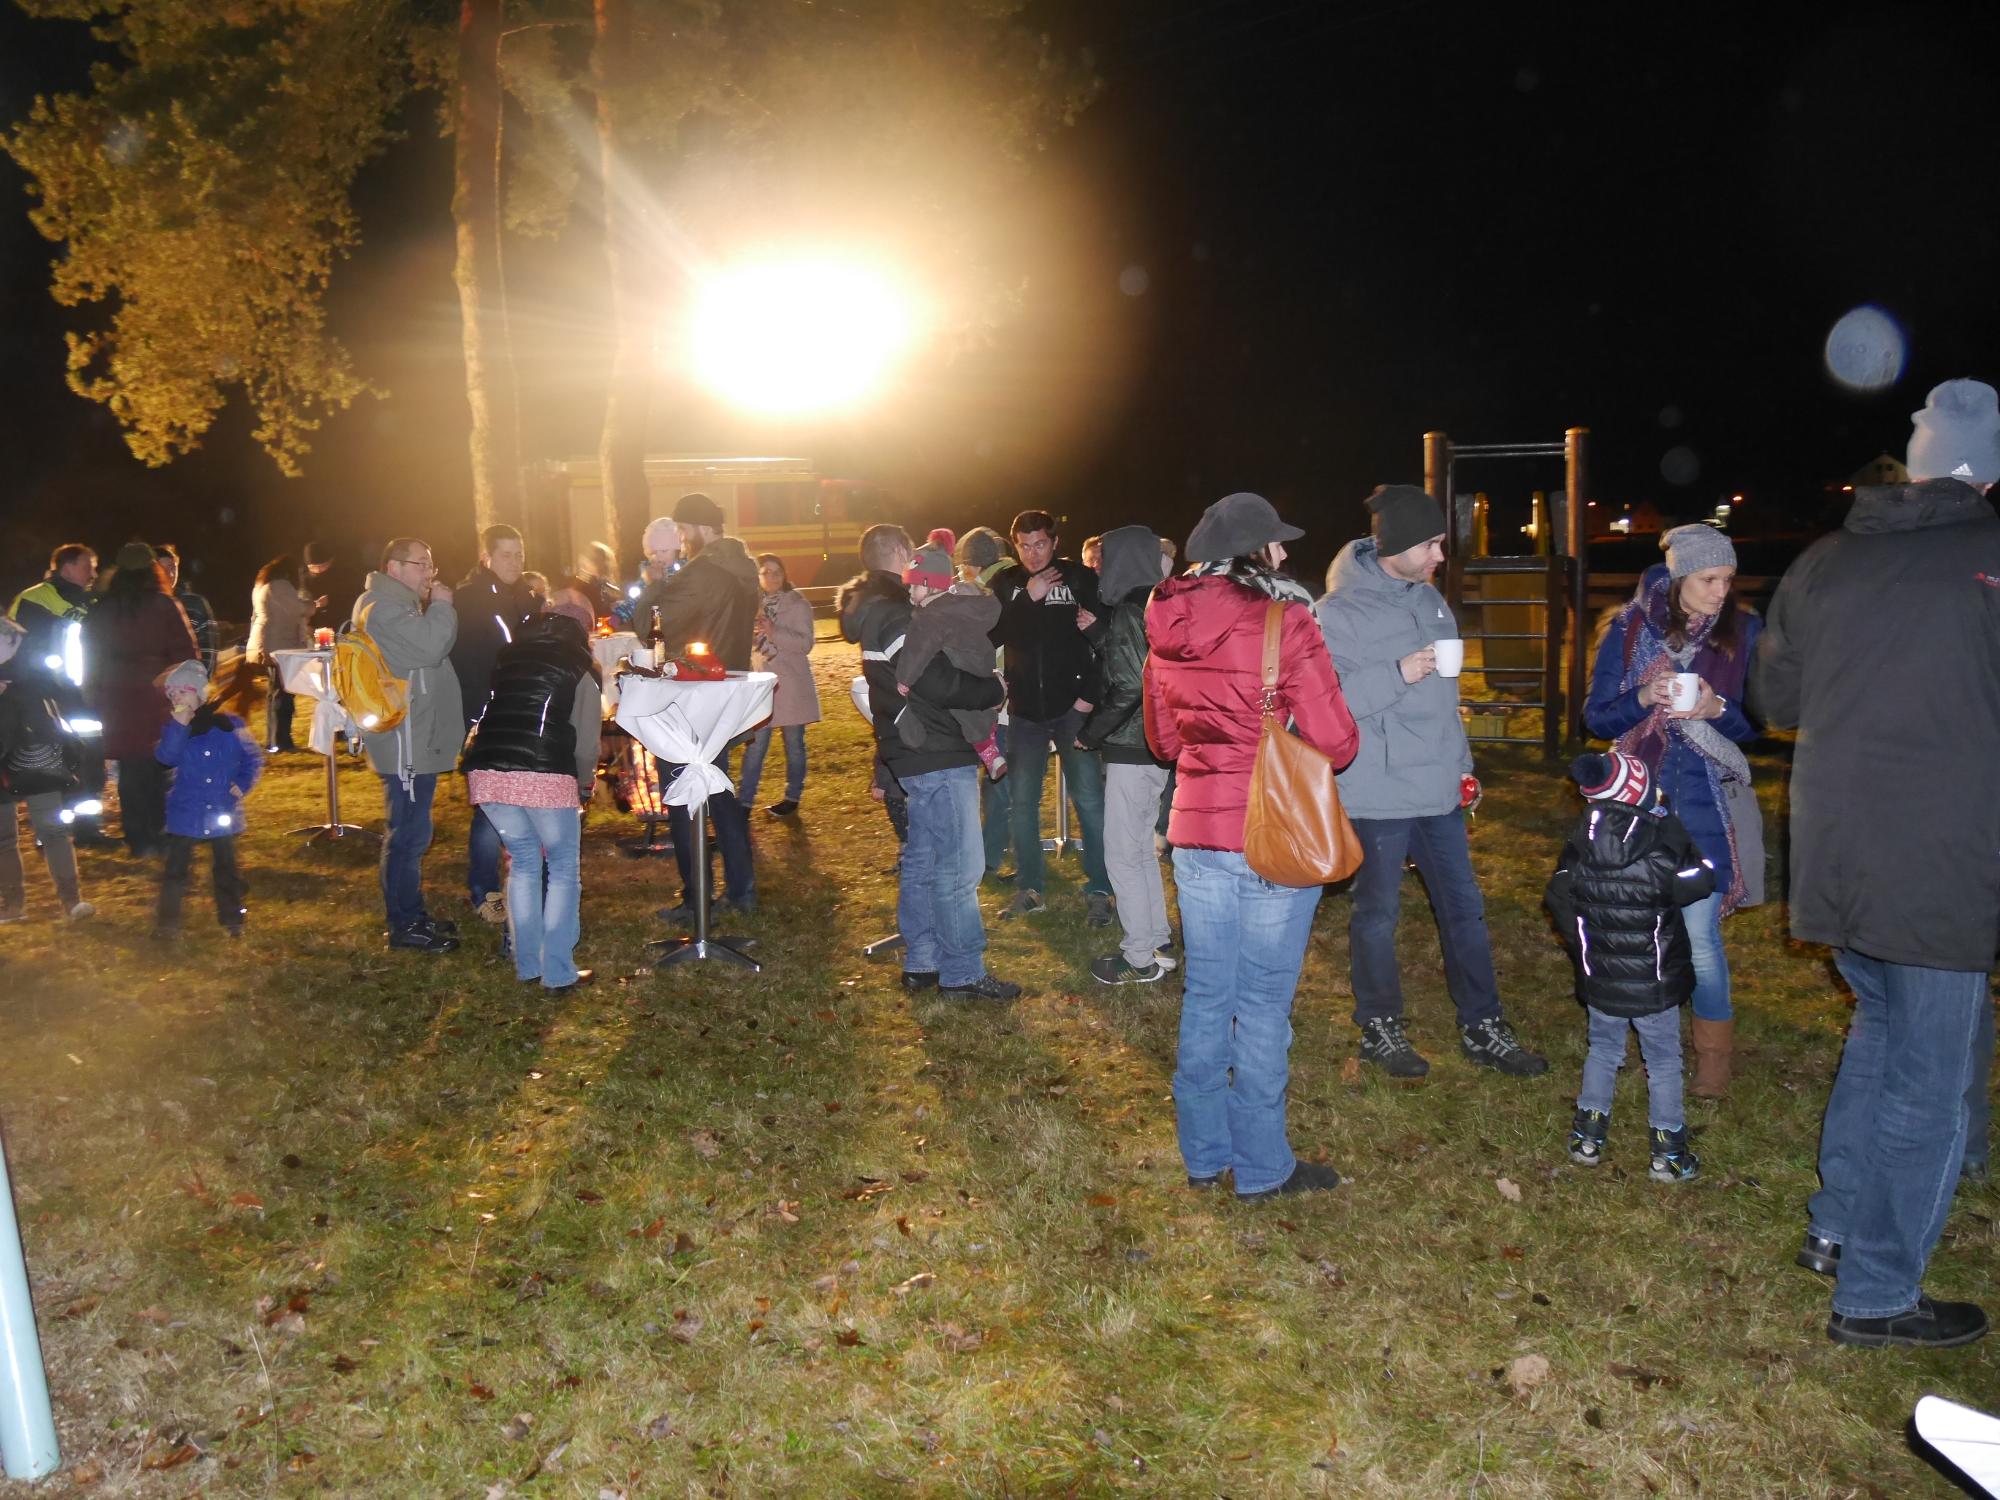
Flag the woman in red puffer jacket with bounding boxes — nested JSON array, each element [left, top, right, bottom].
[[1145, 492, 1358, 1202]]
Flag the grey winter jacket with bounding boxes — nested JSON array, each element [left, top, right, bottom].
[[1316, 537, 1471, 819], [350, 571, 465, 780], [1750, 479, 2000, 971]]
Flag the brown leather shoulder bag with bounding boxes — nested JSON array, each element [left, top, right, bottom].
[[1242, 600, 1364, 886]]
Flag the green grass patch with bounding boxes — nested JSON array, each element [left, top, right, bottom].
[[0, 644, 1992, 1497]]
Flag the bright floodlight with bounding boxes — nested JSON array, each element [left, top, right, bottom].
[[690, 258, 920, 416]]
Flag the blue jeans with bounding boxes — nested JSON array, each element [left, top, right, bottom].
[[1680, 890, 1731, 1022], [482, 802, 582, 987], [1578, 1006, 1684, 1130], [265, 679, 295, 751], [378, 773, 437, 929], [1171, 846, 1322, 1196], [467, 805, 503, 906], [739, 723, 807, 808], [981, 724, 1012, 876], [1807, 950, 1987, 1319], [1348, 811, 1503, 1028], [1006, 711, 1109, 897], [897, 765, 987, 986], [1968, 997, 1995, 1176]]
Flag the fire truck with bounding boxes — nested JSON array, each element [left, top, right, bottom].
[[537, 454, 895, 586]]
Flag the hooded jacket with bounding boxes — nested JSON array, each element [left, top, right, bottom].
[[157, 706, 264, 840], [1144, 572, 1359, 851], [350, 571, 464, 779], [1316, 538, 1471, 819], [449, 564, 541, 736], [1078, 525, 1166, 765], [461, 615, 601, 789], [839, 571, 1005, 778], [1750, 478, 2000, 970], [1545, 800, 1715, 1017], [990, 556, 1104, 722], [639, 537, 760, 671]]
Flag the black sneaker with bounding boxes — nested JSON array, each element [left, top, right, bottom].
[[1568, 1107, 1609, 1167], [940, 973, 1022, 1001], [1648, 1125, 1700, 1183], [1187, 1173, 1225, 1191], [1090, 954, 1165, 985], [900, 970, 940, 993], [1796, 1232, 1841, 1277], [1238, 1161, 1342, 1201], [1084, 892, 1115, 928], [999, 889, 1046, 920], [414, 913, 460, 938], [1459, 1016, 1549, 1077], [1828, 1296, 1988, 1349], [766, 800, 799, 818], [388, 922, 459, 953], [1358, 1017, 1429, 1078]]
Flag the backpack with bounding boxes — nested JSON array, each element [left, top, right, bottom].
[[332, 626, 408, 733], [0, 689, 82, 798]]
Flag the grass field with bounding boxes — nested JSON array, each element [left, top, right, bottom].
[[0, 639, 1992, 1498]]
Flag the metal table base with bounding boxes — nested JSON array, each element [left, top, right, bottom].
[[648, 802, 758, 970], [289, 748, 378, 844]]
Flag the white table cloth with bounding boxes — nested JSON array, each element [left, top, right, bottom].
[[592, 633, 643, 713], [615, 672, 776, 809], [270, 648, 360, 757]]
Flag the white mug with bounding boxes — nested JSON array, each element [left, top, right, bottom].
[[1670, 672, 1701, 712], [1432, 638, 1465, 678]]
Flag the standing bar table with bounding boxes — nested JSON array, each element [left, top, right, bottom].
[[271, 648, 376, 843], [615, 669, 776, 969]]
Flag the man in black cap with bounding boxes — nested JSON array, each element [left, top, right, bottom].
[[638, 491, 763, 920], [1318, 484, 1547, 1081]]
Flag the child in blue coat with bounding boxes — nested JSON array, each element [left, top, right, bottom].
[[154, 660, 263, 941]]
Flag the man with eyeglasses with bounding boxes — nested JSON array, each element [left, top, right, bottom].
[[353, 538, 465, 952]]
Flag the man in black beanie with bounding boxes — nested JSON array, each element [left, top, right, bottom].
[[1316, 485, 1547, 1080]]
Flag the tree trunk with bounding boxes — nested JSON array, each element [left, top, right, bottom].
[[593, 0, 649, 566], [452, 0, 523, 542]]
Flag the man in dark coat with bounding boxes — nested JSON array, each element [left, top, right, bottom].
[[989, 508, 1111, 925], [641, 492, 762, 919], [1752, 377, 2000, 1351], [842, 523, 1019, 1001], [449, 523, 539, 924]]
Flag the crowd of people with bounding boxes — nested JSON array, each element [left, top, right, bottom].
[[3, 380, 1998, 1352]]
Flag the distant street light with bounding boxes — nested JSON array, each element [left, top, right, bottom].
[[687, 257, 925, 417]]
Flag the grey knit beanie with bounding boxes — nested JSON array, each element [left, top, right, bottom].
[[1366, 484, 1447, 559], [1660, 523, 1736, 579], [953, 526, 1006, 570], [1906, 378, 2000, 486]]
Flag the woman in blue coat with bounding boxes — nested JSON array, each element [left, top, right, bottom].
[[1585, 525, 1762, 1098]]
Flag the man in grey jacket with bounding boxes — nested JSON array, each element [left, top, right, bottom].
[[353, 538, 465, 953], [1318, 485, 1546, 1079]]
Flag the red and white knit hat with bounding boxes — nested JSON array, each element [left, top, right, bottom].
[[1571, 750, 1654, 808]]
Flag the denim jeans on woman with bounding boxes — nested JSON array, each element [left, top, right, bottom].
[[482, 802, 582, 988], [897, 764, 986, 987], [1680, 889, 1731, 1022], [1171, 846, 1322, 1197], [738, 723, 807, 809], [1577, 1006, 1684, 1129], [1348, 811, 1502, 1028], [1807, 949, 1987, 1319]]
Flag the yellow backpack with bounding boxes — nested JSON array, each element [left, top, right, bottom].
[[332, 626, 408, 733]]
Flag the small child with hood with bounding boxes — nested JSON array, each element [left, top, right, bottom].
[[1544, 750, 1715, 1182], [895, 542, 1007, 778], [153, 659, 264, 942]]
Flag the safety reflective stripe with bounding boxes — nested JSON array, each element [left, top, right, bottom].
[[861, 633, 905, 663]]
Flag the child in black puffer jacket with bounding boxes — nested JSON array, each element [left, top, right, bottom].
[[1546, 751, 1715, 1181]]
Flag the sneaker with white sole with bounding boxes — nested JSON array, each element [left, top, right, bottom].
[[67, 901, 96, 922], [1091, 954, 1165, 985], [999, 888, 1046, 920], [1084, 892, 1115, 928], [1358, 1016, 1430, 1078], [1459, 1016, 1549, 1077], [1151, 947, 1179, 972]]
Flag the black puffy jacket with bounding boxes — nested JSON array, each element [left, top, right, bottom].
[[461, 618, 597, 779], [1544, 801, 1716, 1017], [0, 667, 83, 798]]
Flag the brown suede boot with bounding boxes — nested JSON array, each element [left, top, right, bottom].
[[1690, 1017, 1734, 1098]]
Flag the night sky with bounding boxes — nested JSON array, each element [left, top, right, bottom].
[[6, 0, 2000, 607]]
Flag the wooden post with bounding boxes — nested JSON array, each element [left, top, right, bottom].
[[1425, 431, 1461, 607]]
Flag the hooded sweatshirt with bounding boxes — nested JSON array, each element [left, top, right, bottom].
[[1078, 525, 1166, 765], [990, 555, 1103, 722], [351, 570, 464, 780], [1316, 537, 1471, 819], [1750, 477, 2000, 970]]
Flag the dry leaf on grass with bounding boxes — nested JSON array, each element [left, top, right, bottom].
[[835, 1327, 865, 1347], [140, 1443, 200, 1472], [668, 1313, 701, 1344], [1505, 1353, 1551, 1396], [68, 1457, 105, 1486], [1339, 1057, 1362, 1086], [1494, 1177, 1523, 1203], [687, 1129, 721, 1160], [642, 1414, 677, 1440], [502, 1412, 534, 1441], [892, 1271, 935, 1296]]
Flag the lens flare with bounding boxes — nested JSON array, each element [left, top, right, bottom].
[[688, 258, 923, 416], [1825, 305, 1905, 392]]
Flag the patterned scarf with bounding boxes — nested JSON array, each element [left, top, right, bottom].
[[1189, 559, 1314, 606], [1613, 570, 1751, 912]]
